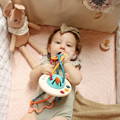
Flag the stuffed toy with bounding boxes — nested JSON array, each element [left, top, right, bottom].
[[3, 1, 41, 52]]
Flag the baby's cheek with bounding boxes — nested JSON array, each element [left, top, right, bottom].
[[51, 49, 58, 55], [68, 51, 74, 57], [65, 54, 72, 61]]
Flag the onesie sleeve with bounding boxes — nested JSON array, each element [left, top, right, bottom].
[[71, 59, 81, 70], [39, 55, 49, 65]]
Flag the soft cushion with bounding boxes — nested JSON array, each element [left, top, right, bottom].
[[11, 0, 120, 33]]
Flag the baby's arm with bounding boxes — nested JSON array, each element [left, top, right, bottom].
[[64, 62, 82, 86], [29, 65, 43, 89], [30, 65, 43, 82], [29, 64, 53, 89]]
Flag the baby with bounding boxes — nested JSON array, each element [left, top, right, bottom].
[[21, 24, 82, 120]]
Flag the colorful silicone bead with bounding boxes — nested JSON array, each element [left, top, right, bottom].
[[66, 85, 70, 88], [49, 73, 53, 80], [55, 77, 60, 84], [60, 91, 64, 94], [64, 88, 69, 92]]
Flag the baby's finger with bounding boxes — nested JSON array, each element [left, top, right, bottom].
[[45, 64, 54, 68], [44, 71, 50, 75]]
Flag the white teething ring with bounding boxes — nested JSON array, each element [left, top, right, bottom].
[[39, 74, 72, 97]]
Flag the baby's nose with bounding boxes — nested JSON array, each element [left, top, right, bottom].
[[60, 43, 65, 49], [60, 46, 65, 50]]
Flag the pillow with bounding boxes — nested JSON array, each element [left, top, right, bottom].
[[0, 0, 9, 8], [12, 0, 120, 33]]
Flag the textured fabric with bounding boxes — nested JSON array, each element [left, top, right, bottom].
[[60, 23, 80, 39], [0, 7, 11, 120], [116, 22, 120, 104], [72, 92, 120, 120], [36, 89, 75, 120]]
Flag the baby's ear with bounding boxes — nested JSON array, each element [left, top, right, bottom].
[[13, 4, 25, 19], [72, 54, 77, 60], [71, 51, 78, 60], [3, 1, 13, 17], [14, 4, 25, 14]]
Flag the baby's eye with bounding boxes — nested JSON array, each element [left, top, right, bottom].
[[67, 44, 72, 47], [55, 41, 61, 44]]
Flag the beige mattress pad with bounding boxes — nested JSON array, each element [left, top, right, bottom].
[[7, 26, 116, 120]]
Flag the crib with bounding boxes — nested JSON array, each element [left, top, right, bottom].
[[0, 0, 120, 120]]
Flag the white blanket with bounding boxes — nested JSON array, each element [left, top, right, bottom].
[[0, 7, 11, 120]]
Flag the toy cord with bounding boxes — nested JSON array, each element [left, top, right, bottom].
[[57, 54, 65, 83], [51, 54, 65, 83], [29, 92, 54, 113], [51, 54, 64, 74]]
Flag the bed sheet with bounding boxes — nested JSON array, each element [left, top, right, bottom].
[[7, 26, 116, 120]]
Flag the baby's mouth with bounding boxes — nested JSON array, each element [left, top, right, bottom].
[[57, 52, 62, 55], [57, 50, 65, 54], [57, 52, 65, 56]]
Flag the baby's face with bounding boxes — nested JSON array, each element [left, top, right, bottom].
[[48, 31, 77, 60]]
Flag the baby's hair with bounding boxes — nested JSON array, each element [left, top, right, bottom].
[[47, 28, 81, 55]]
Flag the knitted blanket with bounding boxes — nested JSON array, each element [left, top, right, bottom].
[[0, 7, 11, 120], [72, 92, 120, 120]]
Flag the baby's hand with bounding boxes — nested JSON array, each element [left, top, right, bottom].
[[41, 63, 54, 75]]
